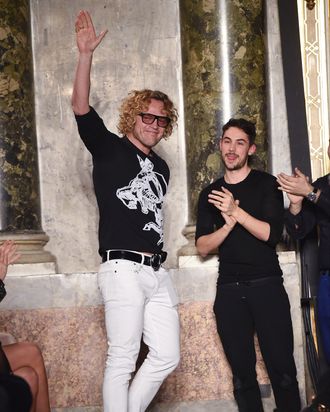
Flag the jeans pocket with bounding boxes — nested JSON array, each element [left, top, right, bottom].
[[137, 266, 159, 300], [98, 260, 148, 304], [97, 261, 121, 303]]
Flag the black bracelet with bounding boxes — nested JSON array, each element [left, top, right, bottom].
[[0, 279, 6, 303]]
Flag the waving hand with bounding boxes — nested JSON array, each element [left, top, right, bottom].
[[75, 10, 107, 54]]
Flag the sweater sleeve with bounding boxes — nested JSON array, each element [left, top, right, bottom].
[[315, 186, 330, 218], [195, 186, 219, 242], [262, 175, 284, 247], [284, 204, 316, 240]]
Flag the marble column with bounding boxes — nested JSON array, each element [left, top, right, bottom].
[[180, 0, 267, 251], [0, 0, 54, 265]]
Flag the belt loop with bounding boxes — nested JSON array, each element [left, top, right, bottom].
[[106, 250, 110, 261], [141, 253, 145, 265]]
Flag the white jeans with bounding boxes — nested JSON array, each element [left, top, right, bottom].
[[98, 259, 180, 412]]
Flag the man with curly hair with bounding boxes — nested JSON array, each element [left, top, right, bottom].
[[71, 10, 180, 412]]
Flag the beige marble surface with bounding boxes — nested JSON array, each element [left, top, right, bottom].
[[0, 306, 105, 408], [0, 302, 271, 409]]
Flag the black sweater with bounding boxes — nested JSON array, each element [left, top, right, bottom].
[[196, 169, 284, 282]]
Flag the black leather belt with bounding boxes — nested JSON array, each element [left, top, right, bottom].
[[220, 276, 282, 287], [101, 250, 167, 271]]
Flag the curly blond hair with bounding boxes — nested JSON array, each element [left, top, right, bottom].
[[117, 89, 178, 139]]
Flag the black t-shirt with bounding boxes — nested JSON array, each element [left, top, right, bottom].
[[285, 173, 330, 270], [75, 107, 170, 256], [196, 169, 284, 282]]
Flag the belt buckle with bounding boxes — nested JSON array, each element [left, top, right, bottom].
[[150, 254, 161, 271]]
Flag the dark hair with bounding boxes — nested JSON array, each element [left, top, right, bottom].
[[222, 118, 256, 145]]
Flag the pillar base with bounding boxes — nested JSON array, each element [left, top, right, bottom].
[[180, 224, 218, 259], [0, 232, 56, 265], [179, 224, 198, 256]]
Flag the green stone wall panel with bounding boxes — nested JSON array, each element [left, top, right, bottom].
[[0, 0, 42, 231], [180, 0, 267, 222]]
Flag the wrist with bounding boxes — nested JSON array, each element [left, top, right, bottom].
[[305, 186, 318, 203], [78, 51, 93, 60], [236, 208, 249, 226], [289, 203, 302, 215], [304, 183, 314, 197], [223, 222, 234, 232], [231, 206, 240, 220]]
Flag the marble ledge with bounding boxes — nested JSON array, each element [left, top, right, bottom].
[[6, 261, 56, 276], [179, 251, 297, 268], [0, 250, 301, 311], [1, 272, 102, 311]]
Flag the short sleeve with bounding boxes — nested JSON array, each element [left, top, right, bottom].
[[74, 107, 117, 156]]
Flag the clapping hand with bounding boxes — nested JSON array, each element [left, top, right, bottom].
[[208, 186, 239, 216], [277, 168, 313, 205]]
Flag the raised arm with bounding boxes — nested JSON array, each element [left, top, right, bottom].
[[71, 10, 107, 115]]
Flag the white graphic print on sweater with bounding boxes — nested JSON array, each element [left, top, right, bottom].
[[116, 155, 167, 245]]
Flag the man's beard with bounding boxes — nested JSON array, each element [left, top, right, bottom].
[[222, 153, 249, 171]]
